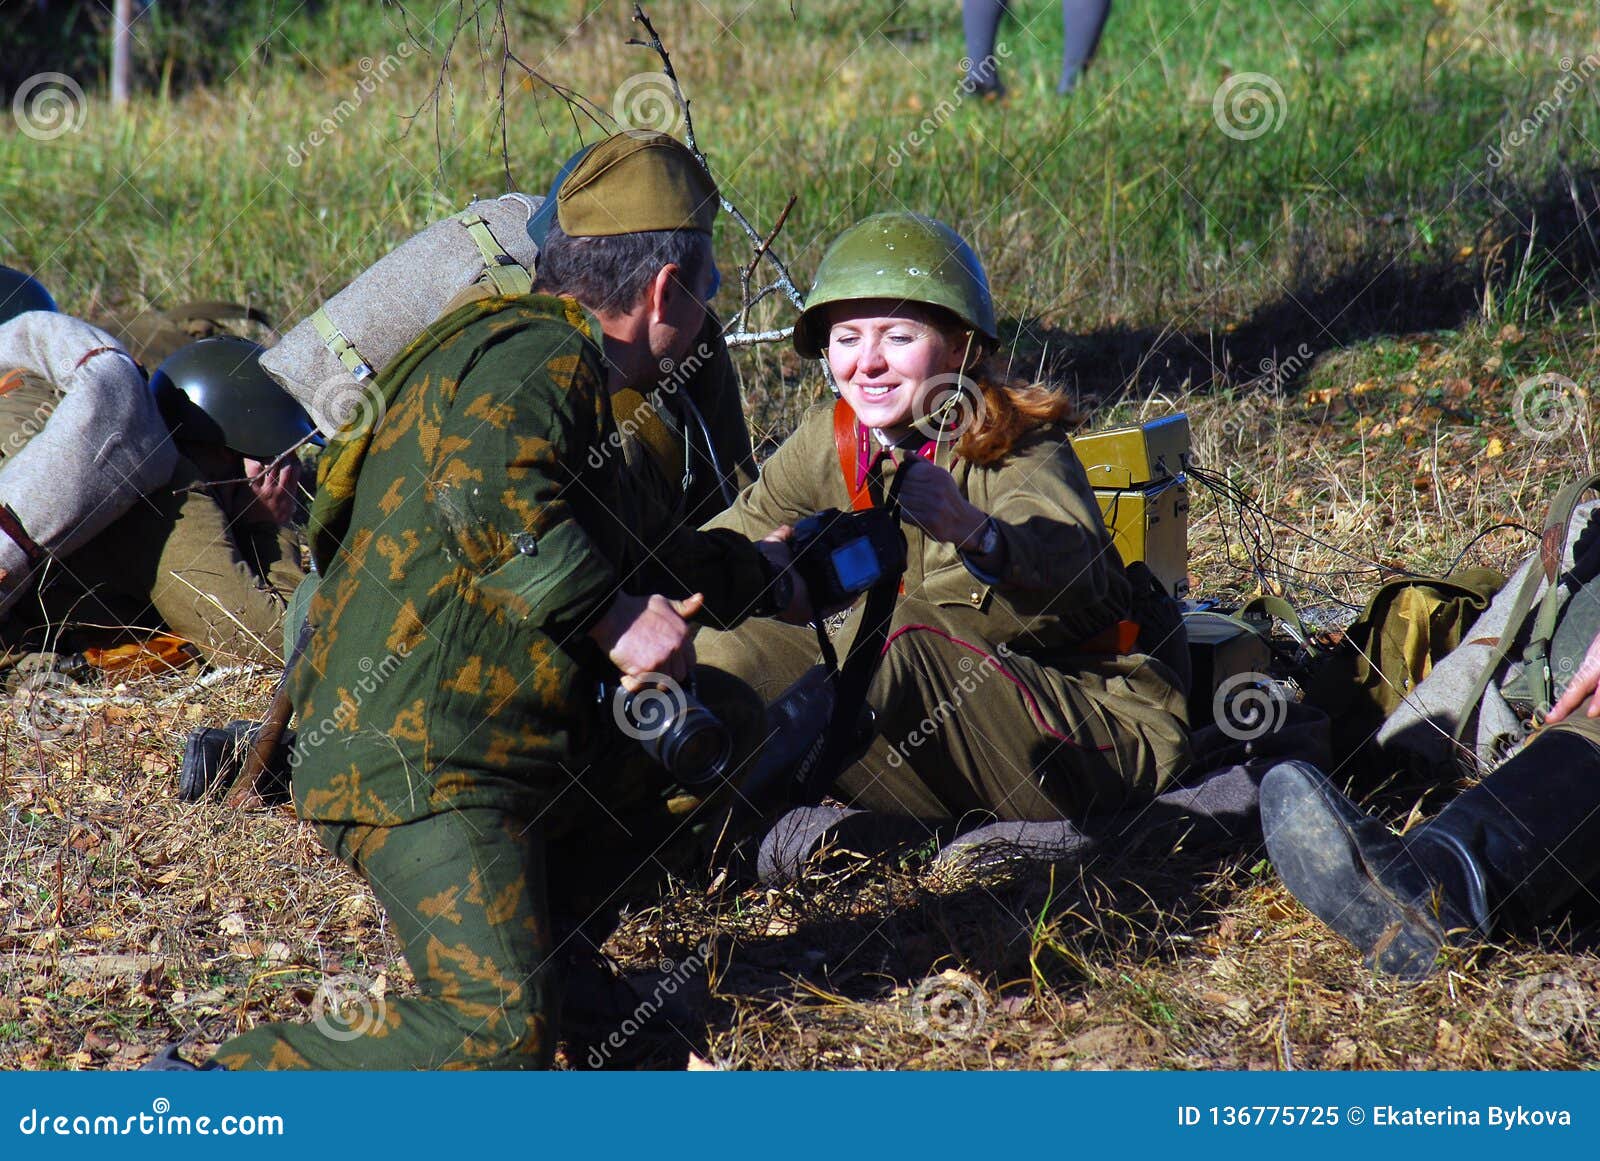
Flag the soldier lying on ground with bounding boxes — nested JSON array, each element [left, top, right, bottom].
[[0, 288, 312, 673], [1260, 622, 1600, 979], [164, 130, 804, 1071]]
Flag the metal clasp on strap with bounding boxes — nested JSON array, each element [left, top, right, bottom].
[[311, 307, 374, 381]]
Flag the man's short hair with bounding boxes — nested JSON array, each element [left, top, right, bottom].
[[533, 222, 711, 316]]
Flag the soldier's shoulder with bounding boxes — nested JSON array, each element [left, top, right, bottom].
[[443, 292, 599, 350], [795, 400, 840, 431], [428, 295, 606, 397]]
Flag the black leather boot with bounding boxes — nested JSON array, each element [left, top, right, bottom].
[[1261, 727, 1600, 979]]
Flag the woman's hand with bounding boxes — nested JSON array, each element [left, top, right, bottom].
[[896, 456, 989, 550], [1546, 626, 1600, 723]]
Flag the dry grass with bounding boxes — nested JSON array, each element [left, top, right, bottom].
[[7, 310, 1600, 1069]]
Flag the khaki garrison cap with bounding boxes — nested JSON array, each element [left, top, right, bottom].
[[555, 130, 719, 237]]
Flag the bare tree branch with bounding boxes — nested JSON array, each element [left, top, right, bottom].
[[626, 4, 807, 349]]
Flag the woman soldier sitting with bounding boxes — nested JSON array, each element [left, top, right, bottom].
[[695, 212, 1190, 831]]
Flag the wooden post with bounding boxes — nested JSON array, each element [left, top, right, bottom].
[[110, 0, 133, 107]]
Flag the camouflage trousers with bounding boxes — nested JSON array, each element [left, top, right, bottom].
[[214, 807, 557, 1070]]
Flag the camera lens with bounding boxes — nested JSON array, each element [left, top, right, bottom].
[[653, 705, 732, 787]]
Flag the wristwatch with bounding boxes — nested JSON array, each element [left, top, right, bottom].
[[963, 516, 1002, 559]]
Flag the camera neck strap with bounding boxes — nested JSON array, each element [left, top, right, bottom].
[[794, 452, 909, 805]]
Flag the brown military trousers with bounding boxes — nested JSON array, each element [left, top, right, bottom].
[[697, 595, 1191, 824]]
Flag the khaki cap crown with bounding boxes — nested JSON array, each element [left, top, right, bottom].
[[556, 130, 719, 237]]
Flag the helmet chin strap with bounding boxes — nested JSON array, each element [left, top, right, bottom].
[[925, 329, 980, 471]]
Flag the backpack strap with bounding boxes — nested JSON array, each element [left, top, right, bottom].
[[456, 211, 534, 298], [0, 503, 44, 568], [311, 306, 374, 382], [832, 398, 875, 511], [1523, 471, 1600, 709], [1453, 472, 1600, 738]]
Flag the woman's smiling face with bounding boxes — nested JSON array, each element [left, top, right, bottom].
[[824, 299, 968, 439]]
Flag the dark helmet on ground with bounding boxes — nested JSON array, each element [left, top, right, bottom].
[[526, 143, 597, 249], [151, 336, 315, 459], [0, 266, 57, 325], [793, 212, 998, 358]]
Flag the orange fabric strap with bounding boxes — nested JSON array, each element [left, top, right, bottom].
[[832, 398, 875, 511], [1077, 619, 1142, 655]]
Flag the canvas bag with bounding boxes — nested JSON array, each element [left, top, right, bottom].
[[1380, 481, 1600, 771]]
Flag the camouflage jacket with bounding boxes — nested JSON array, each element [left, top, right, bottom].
[[291, 294, 768, 825]]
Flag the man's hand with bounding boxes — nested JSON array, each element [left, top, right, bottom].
[[243, 456, 303, 527], [587, 591, 704, 690], [757, 525, 816, 624], [1546, 626, 1600, 723], [896, 456, 988, 548]]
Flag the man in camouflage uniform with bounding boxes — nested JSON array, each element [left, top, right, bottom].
[[206, 131, 791, 1070]]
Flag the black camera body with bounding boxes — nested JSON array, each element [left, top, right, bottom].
[[790, 507, 908, 611]]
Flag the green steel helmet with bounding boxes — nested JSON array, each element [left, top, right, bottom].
[[793, 212, 997, 358], [151, 336, 315, 459], [0, 266, 57, 324]]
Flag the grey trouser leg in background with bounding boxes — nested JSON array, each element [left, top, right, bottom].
[[962, 0, 1113, 95]]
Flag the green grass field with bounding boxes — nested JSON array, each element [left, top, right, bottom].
[[2, 0, 1599, 1070]]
